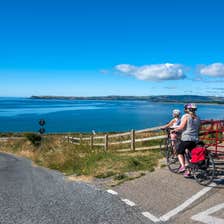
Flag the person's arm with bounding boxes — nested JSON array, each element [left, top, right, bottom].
[[162, 119, 175, 129], [174, 115, 188, 132]]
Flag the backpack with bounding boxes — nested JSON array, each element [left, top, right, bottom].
[[190, 146, 206, 163]]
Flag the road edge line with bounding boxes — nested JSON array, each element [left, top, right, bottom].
[[142, 212, 160, 223], [160, 182, 216, 222]]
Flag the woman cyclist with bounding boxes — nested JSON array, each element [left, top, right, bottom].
[[173, 103, 201, 177], [162, 109, 181, 151], [162, 109, 181, 135]]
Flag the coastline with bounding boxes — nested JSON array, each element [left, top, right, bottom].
[[30, 95, 224, 105], [0, 97, 223, 133]]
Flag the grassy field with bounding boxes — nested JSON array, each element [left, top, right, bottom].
[[0, 133, 163, 183]]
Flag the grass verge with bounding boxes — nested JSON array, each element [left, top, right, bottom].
[[0, 134, 163, 183]]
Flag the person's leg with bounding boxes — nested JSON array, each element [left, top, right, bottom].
[[177, 141, 186, 172], [184, 149, 191, 177], [184, 142, 196, 177], [185, 141, 197, 165], [170, 133, 177, 153], [184, 149, 190, 167], [178, 154, 185, 167]]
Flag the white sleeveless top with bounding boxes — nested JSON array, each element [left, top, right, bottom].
[[171, 117, 181, 128]]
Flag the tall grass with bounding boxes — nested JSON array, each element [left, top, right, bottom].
[[0, 135, 163, 178]]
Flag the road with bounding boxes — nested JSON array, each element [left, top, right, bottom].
[[0, 152, 152, 224], [0, 152, 223, 224], [100, 160, 224, 223]]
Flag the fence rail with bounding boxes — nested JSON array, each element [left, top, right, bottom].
[[66, 120, 224, 153], [66, 125, 166, 152]]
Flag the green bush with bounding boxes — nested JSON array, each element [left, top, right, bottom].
[[24, 133, 42, 146]]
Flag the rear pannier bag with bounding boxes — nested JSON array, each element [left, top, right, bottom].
[[190, 147, 206, 163]]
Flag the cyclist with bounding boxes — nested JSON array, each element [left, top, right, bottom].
[[161, 109, 181, 154], [173, 103, 201, 177], [162, 109, 181, 151]]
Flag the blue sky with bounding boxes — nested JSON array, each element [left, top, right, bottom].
[[1, 0, 224, 97]]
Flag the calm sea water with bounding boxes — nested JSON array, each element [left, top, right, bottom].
[[0, 97, 223, 133]]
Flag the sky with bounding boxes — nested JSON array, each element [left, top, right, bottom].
[[1, 0, 224, 97]]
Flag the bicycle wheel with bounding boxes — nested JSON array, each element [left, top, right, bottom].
[[192, 152, 215, 186], [160, 138, 167, 156], [166, 142, 180, 173]]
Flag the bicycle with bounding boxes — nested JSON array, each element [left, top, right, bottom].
[[160, 127, 180, 157], [166, 141, 216, 186]]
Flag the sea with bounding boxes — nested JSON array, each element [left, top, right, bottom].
[[0, 97, 223, 133]]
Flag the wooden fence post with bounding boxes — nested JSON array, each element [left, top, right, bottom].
[[80, 134, 82, 145], [90, 134, 93, 150], [104, 134, 108, 151], [131, 129, 135, 151]]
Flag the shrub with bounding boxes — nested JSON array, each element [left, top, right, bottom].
[[24, 133, 42, 146]]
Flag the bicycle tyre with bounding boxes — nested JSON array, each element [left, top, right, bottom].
[[166, 142, 180, 173], [192, 152, 215, 186]]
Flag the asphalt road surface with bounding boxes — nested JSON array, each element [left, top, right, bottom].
[[1, 152, 223, 224], [0, 152, 152, 224], [104, 160, 224, 223]]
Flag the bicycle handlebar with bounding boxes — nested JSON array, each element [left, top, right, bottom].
[[161, 127, 175, 132]]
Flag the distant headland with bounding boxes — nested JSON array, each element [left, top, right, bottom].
[[30, 95, 224, 104]]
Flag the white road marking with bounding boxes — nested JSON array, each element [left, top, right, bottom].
[[142, 212, 161, 223], [191, 203, 224, 224], [121, 198, 136, 207], [106, 189, 118, 195], [107, 181, 218, 222], [159, 182, 216, 222]]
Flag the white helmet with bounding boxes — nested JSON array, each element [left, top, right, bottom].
[[172, 109, 181, 116]]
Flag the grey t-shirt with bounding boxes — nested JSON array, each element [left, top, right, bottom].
[[181, 114, 201, 142]]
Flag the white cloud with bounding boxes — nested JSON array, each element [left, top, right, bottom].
[[199, 63, 224, 77], [115, 64, 136, 73], [115, 63, 185, 81]]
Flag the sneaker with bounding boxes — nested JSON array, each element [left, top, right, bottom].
[[178, 166, 185, 173], [184, 170, 191, 178]]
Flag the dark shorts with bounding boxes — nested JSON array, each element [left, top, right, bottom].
[[177, 141, 196, 155]]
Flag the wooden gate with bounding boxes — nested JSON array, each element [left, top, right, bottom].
[[200, 119, 224, 159]]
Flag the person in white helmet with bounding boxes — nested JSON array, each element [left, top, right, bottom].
[[162, 109, 181, 129], [162, 109, 181, 150]]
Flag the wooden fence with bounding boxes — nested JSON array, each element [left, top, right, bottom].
[[65, 120, 224, 153], [66, 125, 166, 152]]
